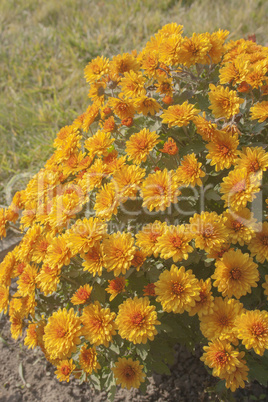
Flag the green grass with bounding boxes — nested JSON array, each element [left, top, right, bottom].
[[0, 0, 267, 203]]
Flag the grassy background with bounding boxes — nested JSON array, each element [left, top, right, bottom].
[[0, 0, 267, 204]]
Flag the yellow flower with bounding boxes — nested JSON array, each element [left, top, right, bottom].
[[161, 101, 200, 128], [105, 277, 126, 301], [223, 359, 249, 393], [131, 249, 146, 271], [125, 128, 160, 165], [206, 30, 229, 64], [82, 101, 100, 132], [55, 359, 76, 382], [10, 311, 24, 340], [44, 235, 72, 270], [155, 77, 173, 96], [109, 52, 140, 81], [212, 249, 259, 299], [24, 322, 39, 349], [71, 284, 92, 305], [176, 153, 206, 187], [31, 232, 53, 264], [84, 56, 109, 84], [189, 211, 228, 253], [134, 96, 161, 116], [206, 131, 239, 171], [155, 224, 193, 262], [223, 207, 258, 246], [193, 113, 217, 142], [188, 279, 214, 318], [103, 232, 135, 277], [81, 242, 104, 277], [220, 168, 261, 210], [236, 146, 268, 175], [17, 264, 38, 297], [81, 301, 116, 347], [112, 357, 145, 390], [0, 251, 16, 287], [109, 95, 135, 119], [0, 208, 7, 239], [250, 100, 268, 122], [155, 265, 201, 314], [0, 285, 9, 314], [262, 275, 268, 299], [234, 310, 268, 356], [199, 297, 244, 343], [158, 33, 182, 65], [79, 345, 101, 374], [66, 217, 107, 255], [119, 70, 146, 98], [178, 33, 212, 67], [43, 308, 82, 360], [208, 84, 244, 119], [36, 263, 60, 296], [115, 296, 160, 344], [135, 221, 167, 257], [79, 158, 109, 192], [141, 169, 180, 212], [248, 221, 268, 263], [84, 130, 114, 158], [94, 182, 119, 220], [17, 224, 42, 263], [219, 55, 250, 85], [112, 164, 145, 201], [201, 339, 246, 377]]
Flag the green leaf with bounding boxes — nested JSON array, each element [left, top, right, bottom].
[[247, 354, 268, 386], [110, 342, 120, 355], [205, 188, 221, 201], [136, 343, 150, 360], [92, 283, 106, 304], [151, 359, 171, 375], [107, 385, 116, 401]]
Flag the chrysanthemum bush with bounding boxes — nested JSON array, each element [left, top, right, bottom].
[[0, 23, 268, 398]]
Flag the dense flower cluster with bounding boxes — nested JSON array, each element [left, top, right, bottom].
[[0, 23, 268, 395]]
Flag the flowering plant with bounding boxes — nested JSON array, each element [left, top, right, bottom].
[[0, 23, 268, 398]]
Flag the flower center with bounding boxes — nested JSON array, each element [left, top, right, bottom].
[[249, 160, 260, 172], [219, 315, 229, 326], [218, 145, 230, 156], [233, 179, 246, 193], [232, 221, 243, 232], [56, 327, 66, 338], [203, 227, 214, 238], [110, 279, 124, 292], [215, 351, 228, 366], [131, 312, 145, 327], [230, 268, 242, 280], [149, 232, 159, 243], [261, 236, 268, 246], [77, 288, 90, 301], [199, 290, 207, 304], [137, 138, 149, 150], [124, 366, 135, 379], [172, 281, 184, 295], [171, 236, 182, 248], [61, 365, 71, 376], [251, 322, 265, 336]]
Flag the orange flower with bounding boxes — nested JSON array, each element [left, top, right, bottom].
[[143, 283, 156, 296], [161, 101, 200, 128], [125, 129, 160, 164], [71, 284, 92, 305], [105, 277, 126, 301], [159, 137, 178, 155]]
